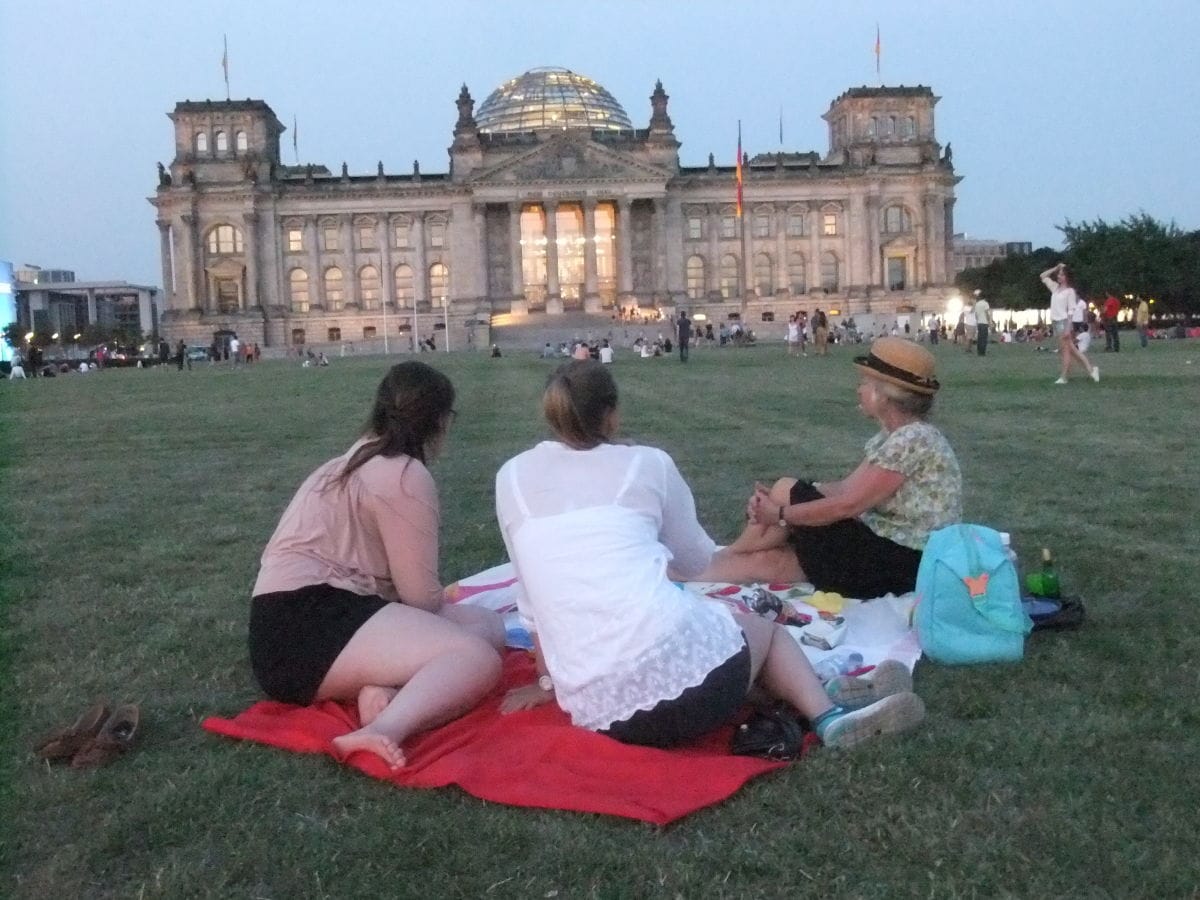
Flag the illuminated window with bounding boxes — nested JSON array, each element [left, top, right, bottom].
[[821, 252, 839, 291], [686, 255, 706, 299], [687, 217, 704, 240], [822, 214, 838, 237], [236, 131, 248, 152], [322, 223, 340, 251], [394, 264, 414, 306], [324, 267, 344, 310], [430, 263, 449, 305], [392, 219, 410, 249], [356, 223, 377, 250], [359, 266, 381, 309], [206, 224, 243, 254], [754, 253, 773, 297], [215, 131, 228, 154], [288, 269, 309, 312], [789, 256, 807, 294], [720, 216, 737, 239], [286, 228, 303, 253], [195, 132, 208, 154], [328, 327, 341, 342], [719, 253, 740, 299], [883, 206, 912, 234]]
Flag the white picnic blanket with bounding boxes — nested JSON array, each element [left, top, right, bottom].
[[446, 563, 921, 673]]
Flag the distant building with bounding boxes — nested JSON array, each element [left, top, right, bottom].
[[952, 235, 1032, 274], [13, 265, 159, 337], [150, 69, 961, 348]]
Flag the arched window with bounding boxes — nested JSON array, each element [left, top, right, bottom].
[[866, 117, 877, 138], [754, 253, 773, 297], [789, 255, 807, 295], [686, 255, 706, 300], [235, 131, 248, 153], [821, 252, 840, 292], [719, 253, 740, 299], [883, 206, 912, 234], [394, 264, 414, 306], [429, 263, 449, 305], [205, 224, 243, 255], [289, 269, 309, 313], [215, 131, 228, 154], [359, 265, 381, 310], [195, 132, 208, 154], [324, 267, 345, 311]]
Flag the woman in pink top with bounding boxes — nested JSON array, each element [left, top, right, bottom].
[[250, 362, 504, 768]]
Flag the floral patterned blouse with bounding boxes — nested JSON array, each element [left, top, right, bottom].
[[859, 421, 962, 550]]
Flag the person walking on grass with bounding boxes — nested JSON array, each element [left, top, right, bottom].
[[1041, 263, 1098, 385], [676, 310, 692, 363], [1136, 297, 1151, 348], [812, 307, 829, 356], [249, 362, 505, 768], [972, 290, 992, 356], [1102, 293, 1121, 352]]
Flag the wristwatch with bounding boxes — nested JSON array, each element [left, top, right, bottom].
[[778, 505, 789, 528], [537, 674, 554, 693]]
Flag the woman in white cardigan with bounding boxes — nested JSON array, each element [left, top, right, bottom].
[[1041, 263, 1099, 384], [495, 360, 923, 750]]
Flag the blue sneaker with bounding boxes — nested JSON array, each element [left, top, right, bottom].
[[817, 692, 925, 749], [825, 659, 913, 710]]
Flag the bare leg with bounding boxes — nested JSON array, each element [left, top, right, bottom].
[[320, 604, 503, 768], [696, 478, 806, 584], [438, 603, 506, 650], [736, 613, 832, 720]]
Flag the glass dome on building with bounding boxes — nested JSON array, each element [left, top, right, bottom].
[[475, 67, 634, 134]]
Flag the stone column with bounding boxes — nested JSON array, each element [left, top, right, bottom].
[[740, 215, 753, 307], [157, 221, 174, 304], [664, 195, 685, 304], [242, 211, 259, 310], [138, 289, 155, 334], [808, 204, 822, 294], [617, 198, 634, 302], [941, 198, 955, 285], [582, 198, 600, 312], [86, 288, 97, 324], [378, 218, 393, 311], [412, 213, 428, 311], [652, 198, 668, 299], [865, 196, 881, 289], [922, 194, 939, 286], [508, 201, 526, 315], [544, 201, 561, 314], [707, 203, 720, 297], [774, 204, 788, 295], [181, 212, 202, 310], [306, 217, 321, 307], [849, 194, 867, 292], [473, 204, 488, 305], [341, 216, 358, 307]]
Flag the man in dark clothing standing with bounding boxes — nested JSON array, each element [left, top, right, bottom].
[[676, 310, 692, 362]]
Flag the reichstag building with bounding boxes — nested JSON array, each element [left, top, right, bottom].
[[150, 67, 960, 348]]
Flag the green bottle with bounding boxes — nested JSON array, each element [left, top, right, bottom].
[[1039, 548, 1061, 599]]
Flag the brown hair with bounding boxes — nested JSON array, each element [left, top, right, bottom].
[[338, 361, 455, 485], [542, 360, 618, 450]]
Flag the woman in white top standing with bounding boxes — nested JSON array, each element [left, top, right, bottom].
[[495, 360, 924, 749], [1041, 263, 1098, 384]]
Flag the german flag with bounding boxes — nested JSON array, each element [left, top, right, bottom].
[[735, 121, 744, 219]]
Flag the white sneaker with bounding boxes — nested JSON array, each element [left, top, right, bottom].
[[819, 692, 925, 749], [1054, 377, 1068, 384], [1091, 366, 1100, 382], [825, 659, 913, 710]]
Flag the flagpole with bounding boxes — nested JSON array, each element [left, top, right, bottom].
[[222, 34, 230, 100], [292, 114, 298, 165], [875, 24, 882, 85], [381, 274, 390, 354]]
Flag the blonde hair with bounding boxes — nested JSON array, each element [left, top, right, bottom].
[[871, 379, 934, 419], [542, 360, 618, 450]]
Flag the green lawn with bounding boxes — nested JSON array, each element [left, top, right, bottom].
[[4, 340, 1200, 898]]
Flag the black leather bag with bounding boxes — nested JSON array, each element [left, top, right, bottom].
[[730, 707, 806, 760]]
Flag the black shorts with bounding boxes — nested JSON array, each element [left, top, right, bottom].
[[786, 480, 922, 598], [600, 641, 751, 748], [249, 584, 390, 705]]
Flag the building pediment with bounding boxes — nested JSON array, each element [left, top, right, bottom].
[[470, 134, 670, 186]]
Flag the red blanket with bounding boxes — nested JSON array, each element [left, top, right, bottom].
[[203, 652, 809, 825]]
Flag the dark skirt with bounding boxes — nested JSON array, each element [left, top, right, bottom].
[[249, 584, 390, 705], [786, 480, 922, 598]]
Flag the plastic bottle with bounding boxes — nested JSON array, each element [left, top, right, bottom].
[[812, 651, 865, 682], [1039, 547, 1061, 599], [999, 532, 1019, 572]]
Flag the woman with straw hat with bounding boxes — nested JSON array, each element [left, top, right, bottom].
[[698, 337, 962, 598]]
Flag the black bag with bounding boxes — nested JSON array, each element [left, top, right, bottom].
[[730, 707, 806, 760]]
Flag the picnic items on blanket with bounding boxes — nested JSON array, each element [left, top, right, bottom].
[[914, 524, 1033, 665], [204, 652, 788, 825]]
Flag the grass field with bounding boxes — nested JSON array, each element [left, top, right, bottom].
[[4, 339, 1200, 898]]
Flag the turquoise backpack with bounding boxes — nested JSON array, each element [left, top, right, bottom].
[[914, 524, 1033, 665]]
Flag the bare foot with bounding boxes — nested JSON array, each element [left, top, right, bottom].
[[356, 685, 398, 727], [331, 727, 407, 769]]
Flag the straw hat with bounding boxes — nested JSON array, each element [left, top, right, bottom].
[[854, 337, 940, 395]]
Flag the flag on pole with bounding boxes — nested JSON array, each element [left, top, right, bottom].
[[735, 120, 744, 219], [292, 114, 298, 163], [874, 24, 881, 78], [222, 34, 230, 99], [779, 107, 784, 146]]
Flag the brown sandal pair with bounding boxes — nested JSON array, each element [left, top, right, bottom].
[[34, 702, 140, 768]]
